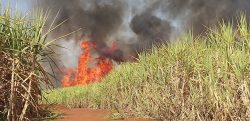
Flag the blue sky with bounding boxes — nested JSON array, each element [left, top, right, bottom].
[[2, 0, 32, 12]]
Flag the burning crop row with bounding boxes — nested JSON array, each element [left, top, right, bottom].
[[45, 15, 250, 121]]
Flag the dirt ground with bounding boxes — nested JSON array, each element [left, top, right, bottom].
[[55, 106, 152, 121]]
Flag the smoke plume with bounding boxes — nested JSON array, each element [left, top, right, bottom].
[[36, 0, 250, 83]]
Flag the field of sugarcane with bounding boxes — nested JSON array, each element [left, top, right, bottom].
[[1, 3, 250, 121], [0, 7, 56, 120], [45, 15, 250, 121]]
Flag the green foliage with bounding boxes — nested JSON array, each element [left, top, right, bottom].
[[45, 15, 250, 120]]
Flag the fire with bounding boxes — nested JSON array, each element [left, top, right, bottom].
[[62, 41, 113, 87]]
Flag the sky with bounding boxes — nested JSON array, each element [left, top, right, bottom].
[[2, 0, 32, 13]]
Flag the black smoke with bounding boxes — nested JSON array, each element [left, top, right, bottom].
[[36, 0, 250, 79]]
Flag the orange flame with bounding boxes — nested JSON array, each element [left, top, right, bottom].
[[62, 41, 113, 87]]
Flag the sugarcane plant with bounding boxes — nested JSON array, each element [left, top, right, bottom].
[[0, 7, 56, 120]]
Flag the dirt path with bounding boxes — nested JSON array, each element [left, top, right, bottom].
[[55, 106, 151, 121]]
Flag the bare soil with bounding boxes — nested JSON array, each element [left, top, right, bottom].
[[55, 106, 152, 121]]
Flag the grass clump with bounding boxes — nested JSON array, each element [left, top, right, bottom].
[[45, 15, 250, 120], [0, 8, 54, 120]]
